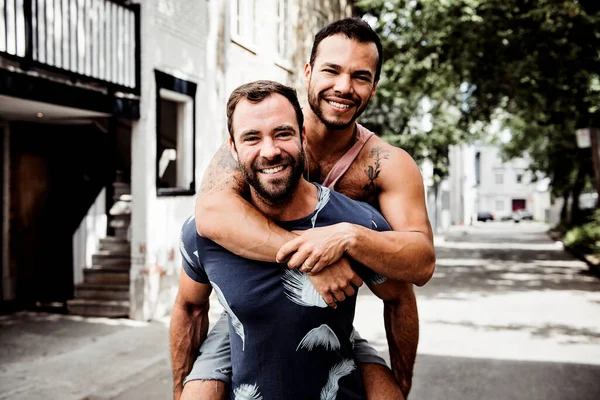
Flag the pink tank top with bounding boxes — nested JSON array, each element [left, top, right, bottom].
[[322, 124, 375, 189]]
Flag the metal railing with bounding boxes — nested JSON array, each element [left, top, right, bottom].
[[0, 0, 140, 94]]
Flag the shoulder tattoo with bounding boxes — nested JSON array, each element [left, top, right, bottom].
[[363, 147, 390, 194]]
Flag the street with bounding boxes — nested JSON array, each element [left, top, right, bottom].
[[1, 222, 599, 399]]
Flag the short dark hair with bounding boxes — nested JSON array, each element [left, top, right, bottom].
[[227, 80, 304, 142], [309, 17, 383, 82]]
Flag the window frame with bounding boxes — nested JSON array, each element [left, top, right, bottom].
[[231, 0, 257, 52], [154, 69, 197, 197]]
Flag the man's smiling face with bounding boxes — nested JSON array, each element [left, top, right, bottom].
[[230, 94, 306, 205], [305, 34, 379, 130]]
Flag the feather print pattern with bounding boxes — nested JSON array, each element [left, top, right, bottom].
[[296, 324, 341, 351], [320, 359, 357, 400], [281, 269, 327, 308], [179, 234, 194, 266], [210, 281, 246, 350], [368, 273, 388, 285], [311, 186, 331, 228], [349, 328, 357, 348], [234, 383, 263, 400]]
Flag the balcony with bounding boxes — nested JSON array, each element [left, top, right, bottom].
[[0, 0, 140, 94]]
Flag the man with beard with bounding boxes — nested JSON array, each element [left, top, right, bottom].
[[179, 17, 435, 399], [173, 80, 397, 399]]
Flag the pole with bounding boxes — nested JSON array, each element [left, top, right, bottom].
[[589, 128, 600, 202]]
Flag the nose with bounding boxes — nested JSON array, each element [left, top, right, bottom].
[[333, 74, 353, 95], [260, 137, 281, 159]]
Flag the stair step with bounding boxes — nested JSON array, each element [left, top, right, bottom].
[[100, 236, 130, 243], [99, 241, 130, 252], [67, 299, 130, 318], [92, 254, 130, 268], [75, 283, 129, 301], [84, 268, 129, 284]]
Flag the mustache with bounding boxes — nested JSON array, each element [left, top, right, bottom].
[[252, 155, 289, 170], [320, 90, 359, 104]]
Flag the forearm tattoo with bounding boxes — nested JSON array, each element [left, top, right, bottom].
[[200, 143, 247, 194], [363, 147, 390, 194]]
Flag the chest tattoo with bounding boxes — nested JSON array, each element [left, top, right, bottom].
[[363, 147, 390, 194]]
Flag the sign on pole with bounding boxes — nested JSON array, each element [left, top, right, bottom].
[[575, 128, 591, 148]]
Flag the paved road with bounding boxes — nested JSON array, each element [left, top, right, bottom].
[[355, 221, 600, 399], [1, 222, 599, 399]]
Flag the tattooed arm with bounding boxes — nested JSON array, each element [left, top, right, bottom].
[[278, 141, 435, 285], [195, 142, 295, 261]]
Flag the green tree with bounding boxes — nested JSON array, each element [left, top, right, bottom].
[[356, 0, 600, 225]]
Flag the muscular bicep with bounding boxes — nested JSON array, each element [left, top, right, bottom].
[[175, 267, 212, 307], [198, 141, 248, 199], [377, 146, 433, 239]]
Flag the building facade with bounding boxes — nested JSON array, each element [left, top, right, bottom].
[[1, 0, 354, 320], [448, 142, 551, 226]]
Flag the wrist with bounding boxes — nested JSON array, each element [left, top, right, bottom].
[[341, 222, 359, 254]]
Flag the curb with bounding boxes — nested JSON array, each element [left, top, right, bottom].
[[547, 230, 600, 278]]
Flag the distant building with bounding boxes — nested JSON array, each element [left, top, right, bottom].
[[448, 143, 551, 225], [0, 0, 354, 320]]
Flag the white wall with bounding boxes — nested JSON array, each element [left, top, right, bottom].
[[72, 189, 107, 285], [130, 0, 219, 321]]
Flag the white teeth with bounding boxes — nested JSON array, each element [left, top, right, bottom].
[[328, 100, 351, 109], [261, 166, 285, 174]]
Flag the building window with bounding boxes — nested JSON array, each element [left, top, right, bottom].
[[232, 0, 256, 46], [276, 0, 290, 58], [495, 173, 504, 185], [495, 200, 503, 211], [155, 70, 197, 196], [516, 173, 523, 183]]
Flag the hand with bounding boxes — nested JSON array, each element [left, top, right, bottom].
[[307, 258, 363, 308], [277, 223, 355, 274]]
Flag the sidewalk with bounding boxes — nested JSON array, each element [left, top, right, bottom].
[[0, 311, 172, 400]]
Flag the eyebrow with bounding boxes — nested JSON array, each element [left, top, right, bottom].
[[321, 62, 373, 79], [272, 124, 298, 133], [239, 129, 260, 140]]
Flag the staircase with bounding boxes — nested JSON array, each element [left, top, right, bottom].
[[67, 178, 132, 318]]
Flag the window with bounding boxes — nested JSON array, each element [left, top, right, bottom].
[[232, 0, 256, 46], [516, 173, 523, 183], [495, 200, 504, 211], [276, 0, 290, 58], [155, 70, 197, 196], [495, 173, 504, 185]]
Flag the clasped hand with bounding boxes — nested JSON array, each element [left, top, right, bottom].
[[277, 223, 362, 308]]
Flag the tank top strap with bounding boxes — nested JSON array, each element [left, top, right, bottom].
[[322, 124, 375, 189]]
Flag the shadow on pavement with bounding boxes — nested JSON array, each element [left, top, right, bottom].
[[410, 353, 600, 400]]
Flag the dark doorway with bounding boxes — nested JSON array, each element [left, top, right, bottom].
[[9, 122, 111, 310]]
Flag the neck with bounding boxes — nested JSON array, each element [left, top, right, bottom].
[[250, 179, 318, 221], [304, 110, 357, 160]]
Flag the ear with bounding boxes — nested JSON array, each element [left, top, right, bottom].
[[228, 138, 238, 162], [301, 126, 307, 147], [369, 79, 379, 100], [303, 63, 312, 88]]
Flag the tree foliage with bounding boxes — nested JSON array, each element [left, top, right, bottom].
[[356, 0, 600, 219]]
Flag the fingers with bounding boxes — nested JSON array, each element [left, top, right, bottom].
[[276, 238, 301, 264], [342, 285, 356, 298], [321, 292, 337, 309], [351, 275, 364, 288], [332, 290, 346, 303]]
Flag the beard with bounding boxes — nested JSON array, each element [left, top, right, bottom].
[[307, 81, 370, 130], [239, 148, 306, 205]]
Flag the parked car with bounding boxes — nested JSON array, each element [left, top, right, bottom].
[[477, 211, 494, 222], [516, 209, 534, 220], [512, 209, 533, 222]]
